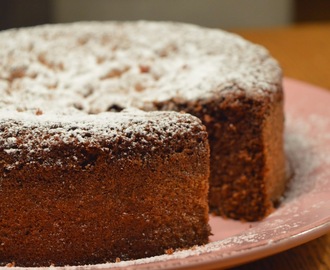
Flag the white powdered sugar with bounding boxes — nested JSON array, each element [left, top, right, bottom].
[[0, 21, 282, 115], [0, 108, 204, 169]]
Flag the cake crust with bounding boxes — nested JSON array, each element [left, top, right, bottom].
[[0, 111, 210, 266]]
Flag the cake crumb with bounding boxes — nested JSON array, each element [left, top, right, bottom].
[[5, 262, 15, 267], [165, 248, 174, 255], [190, 245, 198, 251], [35, 108, 43, 115], [115, 257, 121, 263]]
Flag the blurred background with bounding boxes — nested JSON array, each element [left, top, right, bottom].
[[1, 0, 330, 31]]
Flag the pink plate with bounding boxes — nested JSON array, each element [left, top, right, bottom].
[[7, 78, 330, 270]]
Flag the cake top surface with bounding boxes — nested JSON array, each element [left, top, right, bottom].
[[0, 109, 203, 148], [0, 21, 282, 115], [0, 108, 207, 170]]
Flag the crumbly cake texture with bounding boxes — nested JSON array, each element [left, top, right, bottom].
[[0, 109, 210, 267], [0, 20, 286, 265]]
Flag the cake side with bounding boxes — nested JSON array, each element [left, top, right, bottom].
[[0, 110, 210, 267], [152, 86, 285, 221], [206, 90, 285, 221], [262, 90, 287, 208]]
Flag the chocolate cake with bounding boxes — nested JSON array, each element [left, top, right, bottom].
[[0, 110, 210, 266], [0, 21, 286, 266]]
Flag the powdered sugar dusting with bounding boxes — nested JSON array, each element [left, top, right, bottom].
[[0, 108, 206, 171], [0, 21, 281, 115]]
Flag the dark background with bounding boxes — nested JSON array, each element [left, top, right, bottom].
[[1, 0, 330, 31]]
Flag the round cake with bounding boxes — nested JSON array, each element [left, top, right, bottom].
[[0, 21, 286, 266]]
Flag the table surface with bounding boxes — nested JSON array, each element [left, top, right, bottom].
[[226, 23, 330, 270]]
